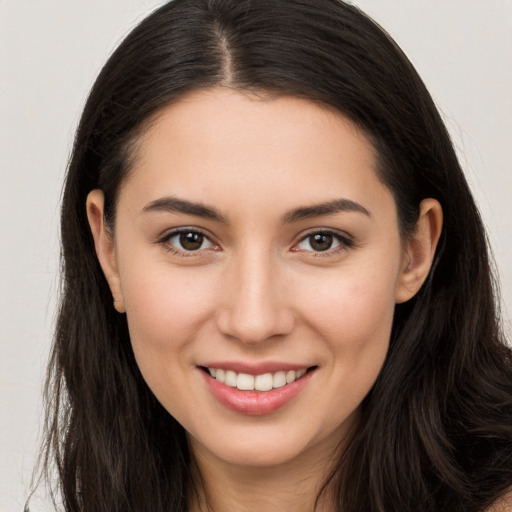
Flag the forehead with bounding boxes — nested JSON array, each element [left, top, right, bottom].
[[118, 87, 394, 222], [137, 88, 374, 163]]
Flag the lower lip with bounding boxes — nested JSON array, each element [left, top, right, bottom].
[[201, 369, 314, 416]]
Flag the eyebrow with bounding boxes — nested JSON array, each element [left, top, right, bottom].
[[142, 196, 370, 224], [142, 197, 228, 223], [282, 198, 371, 223]]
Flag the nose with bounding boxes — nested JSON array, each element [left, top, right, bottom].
[[215, 250, 295, 345]]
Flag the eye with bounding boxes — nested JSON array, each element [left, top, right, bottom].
[[294, 231, 352, 253], [162, 229, 217, 253]]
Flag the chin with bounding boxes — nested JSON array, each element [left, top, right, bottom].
[[187, 417, 352, 470]]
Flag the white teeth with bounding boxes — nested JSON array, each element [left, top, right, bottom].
[[237, 373, 254, 390], [215, 368, 225, 383], [207, 367, 309, 391], [254, 373, 273, 391], [273, 371, 287, 388], [225, 370, 237, 387]]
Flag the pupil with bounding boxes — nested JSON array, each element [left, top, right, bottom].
[[310, 233, 333, 251], [180, 232, 203, 251]]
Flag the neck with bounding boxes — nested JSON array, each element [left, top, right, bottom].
[[188, 437, 340, 512]]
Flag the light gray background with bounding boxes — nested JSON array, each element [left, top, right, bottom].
[[1, 1, 511, 510]]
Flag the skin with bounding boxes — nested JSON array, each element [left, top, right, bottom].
[[87, 88, 443, 511]]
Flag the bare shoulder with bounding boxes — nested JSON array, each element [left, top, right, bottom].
[[486, 490, 512, 511]]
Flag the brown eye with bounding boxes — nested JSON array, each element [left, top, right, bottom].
[[180, 232, 204, 251], [294, 231, 352, 254], [308, 233, 333, 251], [164, 230, 216, 253]]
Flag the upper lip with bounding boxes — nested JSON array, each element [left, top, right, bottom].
[[198, 361, 314, 375]]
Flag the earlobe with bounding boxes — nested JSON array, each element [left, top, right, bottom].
[[86, 190, 126, 313], [395, 198, 443, 304]]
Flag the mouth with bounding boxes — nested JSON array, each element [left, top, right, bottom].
[[198, 360, 318, 414], [201, 366, 312, 392], [198, 364, 317, 414]]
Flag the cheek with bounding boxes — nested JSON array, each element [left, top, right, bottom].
[[120, 266, 216, 361], [119, 267, 220, 415], [301, 268, 397, 341], [293, 257, 400, 389], [299, 268, 398, 423]]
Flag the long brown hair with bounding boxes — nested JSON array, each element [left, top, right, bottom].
[[39, 1, 512, 510]]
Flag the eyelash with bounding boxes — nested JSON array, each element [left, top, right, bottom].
[[157, 228, 354, 257]]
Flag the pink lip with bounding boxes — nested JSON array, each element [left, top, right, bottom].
[[200, 367, 315, 416]]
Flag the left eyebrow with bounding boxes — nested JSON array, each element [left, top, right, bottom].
[[282, 198, 371, 223]]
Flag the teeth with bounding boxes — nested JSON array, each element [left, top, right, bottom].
[[254, 373, 273, 391], [207, 367, 309, 391], [273, 371, 287, 388], [237, 373, 254, 390], [225, 370, 237, 387]]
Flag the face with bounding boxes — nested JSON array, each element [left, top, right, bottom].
[[88, 88, 437, 471]]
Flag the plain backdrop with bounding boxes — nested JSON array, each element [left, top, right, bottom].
[[1, 1, 511, 510]]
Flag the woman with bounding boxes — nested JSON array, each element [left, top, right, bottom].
[[37, 0, 512, 510]]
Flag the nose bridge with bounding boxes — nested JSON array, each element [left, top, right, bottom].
[[217, 244, 293, 344]]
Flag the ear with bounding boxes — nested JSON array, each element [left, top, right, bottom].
[[395, 198, 443, 304], [86, 189, 126, 313]]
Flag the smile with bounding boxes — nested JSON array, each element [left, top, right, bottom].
[[201, 365, 316, 415], [207, 367, 308, 392]]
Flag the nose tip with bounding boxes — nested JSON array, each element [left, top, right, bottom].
[[217, 303, 295, 345], [215, 259, 295, 345]]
